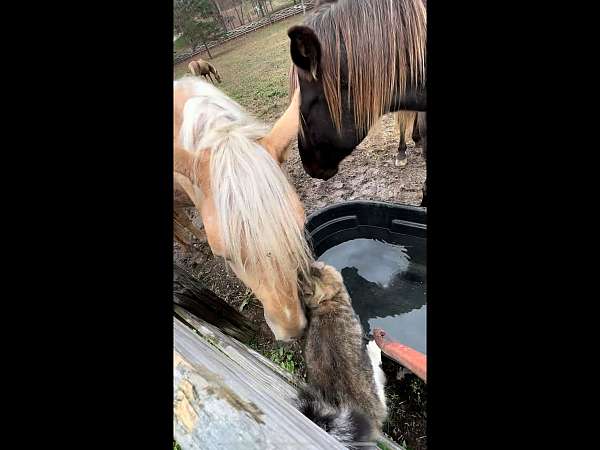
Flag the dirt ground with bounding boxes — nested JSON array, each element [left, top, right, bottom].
[[285, 115, 426, 216]]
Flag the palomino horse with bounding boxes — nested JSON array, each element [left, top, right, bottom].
[[188, 58, 222, 84], [288, 0, 427, 205], [173, 77, 313, 341]]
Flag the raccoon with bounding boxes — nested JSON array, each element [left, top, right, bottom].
[[297, 262, 387, 449]]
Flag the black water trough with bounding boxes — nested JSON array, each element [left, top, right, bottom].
[[306, 201, 427, 370]]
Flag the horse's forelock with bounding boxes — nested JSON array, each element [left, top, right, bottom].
[[303, 0, 426, 137], [209, 132, 313, 301]]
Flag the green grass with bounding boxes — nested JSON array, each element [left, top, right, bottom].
[[173, 440, 182, 450], [248, 336, 305, 379], [266, 345, 298, 374], [174, 14, 304, 121], [174, 36, 189, 52], [238, 289, 256, 312], [408, 377, 426, 411]]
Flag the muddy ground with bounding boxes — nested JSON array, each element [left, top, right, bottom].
[[173, 113, 426, 450]]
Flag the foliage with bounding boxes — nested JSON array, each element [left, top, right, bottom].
[[174, 0, 224, 53], [267, 345, 297, 374]]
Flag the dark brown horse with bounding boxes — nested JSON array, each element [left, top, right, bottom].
[[288, 0, 427, 205]]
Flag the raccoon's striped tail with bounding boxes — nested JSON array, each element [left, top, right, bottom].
[[296, 388, 378, 449]]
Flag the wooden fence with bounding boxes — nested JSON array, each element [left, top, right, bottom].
[[174, 0, 315, 65]]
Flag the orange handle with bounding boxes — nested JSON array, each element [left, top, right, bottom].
[[373, 328, 426, 383]]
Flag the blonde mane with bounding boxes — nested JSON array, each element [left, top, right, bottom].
[[291, 0, 427, 137], [175, 77, 313, 297]]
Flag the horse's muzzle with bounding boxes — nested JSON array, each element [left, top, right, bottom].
[[303, 163, 339, 181]]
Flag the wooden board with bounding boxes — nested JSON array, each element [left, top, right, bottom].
[[173, 263, 258, 344], [173, 309, 407, 450], [174, 314, 347, 450]]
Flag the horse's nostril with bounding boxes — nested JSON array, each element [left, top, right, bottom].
[[317, 167, 338, 181], [302, 162, 338, 181], [321, 169, 337, 180]]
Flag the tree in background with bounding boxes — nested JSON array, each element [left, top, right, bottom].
[[208, 0, 229, 31], [174, 0, 225, 58], [217, 0, 245, 27]]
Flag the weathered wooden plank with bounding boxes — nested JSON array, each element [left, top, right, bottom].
[[379, 435, 407, 450], [175, 306, 299, 389], [173, 209, 206, 243], [173, 263, 258, 344], [173, 220, 194, 248], [174, 317, 347, 450]]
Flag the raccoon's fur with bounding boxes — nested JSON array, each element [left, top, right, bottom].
[[297, 262, 387, 449]]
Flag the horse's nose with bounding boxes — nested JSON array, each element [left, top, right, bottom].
[[319, 167, 338, 180], [272, 329, 302, 343], [313, 167, 338, 181], [303, 162, 339, 180]]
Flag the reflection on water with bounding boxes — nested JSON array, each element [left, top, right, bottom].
[[319, 238, 427, 354]]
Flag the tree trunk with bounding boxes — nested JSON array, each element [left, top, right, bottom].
[[204, 42, 212, 59], [188, 38, 197, 54], [173, 263, 258, 343], [259, 0, 271, 22], [234, 6, 243, 26], [210, 0, 228, 31], [267, 3, 273, 23]]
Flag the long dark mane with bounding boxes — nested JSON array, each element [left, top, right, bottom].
[[290, 0, 426, 137]]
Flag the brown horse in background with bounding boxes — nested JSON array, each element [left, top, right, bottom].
[[188, 58, 222, 84]]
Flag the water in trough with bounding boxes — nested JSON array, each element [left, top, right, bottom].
[[318, 238, 427, 354]]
